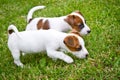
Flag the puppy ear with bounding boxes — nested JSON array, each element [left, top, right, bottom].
[[74, 10, 84, 17], [64, 15, 75, 26], [64, 36, 81, 51]]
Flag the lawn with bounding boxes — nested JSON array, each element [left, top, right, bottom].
[[0, 0, 120, 79]]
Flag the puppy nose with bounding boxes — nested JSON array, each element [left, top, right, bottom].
[[85, 54, 88, 58], [87, 30, 91, 33]]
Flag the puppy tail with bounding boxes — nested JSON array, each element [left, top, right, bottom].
[[8, 24, 20, 37], [27, 5, 46, 23]]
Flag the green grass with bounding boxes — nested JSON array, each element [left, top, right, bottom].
[[0, 0, 120, 79]]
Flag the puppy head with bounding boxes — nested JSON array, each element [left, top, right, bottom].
[[63, 35, 89, 59], [64, 11, 91, 36]]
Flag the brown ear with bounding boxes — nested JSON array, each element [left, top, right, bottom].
[[64, 36, 82, 51], [64, 14, 83, 32], [74, 10, 84, 17], [64, 15, 75, 26]]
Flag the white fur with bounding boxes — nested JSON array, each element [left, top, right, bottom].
[[26, 6, 90, 35], [8, 25, 89, 67], [27, 5, 46, 23]]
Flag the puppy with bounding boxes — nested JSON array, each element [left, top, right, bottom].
[[26, 6, 91, 36], [8, 25, 89, 67]]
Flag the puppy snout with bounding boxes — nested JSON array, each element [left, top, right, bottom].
[[87, 30, 91, 33]]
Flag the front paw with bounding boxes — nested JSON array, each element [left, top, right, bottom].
[[64, 56, 73, 63], [14, 61, 24, 68]]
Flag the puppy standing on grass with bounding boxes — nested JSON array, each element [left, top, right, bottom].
[[26, 6, 91, 36], [8, 25, 89, 67]]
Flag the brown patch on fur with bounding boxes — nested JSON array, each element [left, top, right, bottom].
[[64, 15, 83, 32], [28, 18, 33, 23], [37, 19, 43, 30], [37, 19, 50, 30], [70, 29, 82, 37], [64, 35, 82, 51], [8, 30, 14, 34], [74, 10, 84, 17], [42, 20, 50, 29]]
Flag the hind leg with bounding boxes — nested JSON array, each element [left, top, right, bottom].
[[11, 50, 23, 68]]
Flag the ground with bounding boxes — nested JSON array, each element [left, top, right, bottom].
[[0, 0, 120, 79]]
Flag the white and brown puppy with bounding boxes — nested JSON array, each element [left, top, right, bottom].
[[8, 25, 89, 67], [26, 6, 91, 36]]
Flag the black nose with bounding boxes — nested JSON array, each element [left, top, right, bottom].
[[86, 54, 88, 58], [87, 30, 91, 33]]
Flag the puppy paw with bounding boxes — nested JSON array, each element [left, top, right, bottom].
[[19, 63, 24, 68], [14, 61, 24, 68], [64, 56, 73, 63]]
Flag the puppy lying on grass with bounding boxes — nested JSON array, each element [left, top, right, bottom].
[[26, 6, 91, 36], [8, 25, 89, 67]]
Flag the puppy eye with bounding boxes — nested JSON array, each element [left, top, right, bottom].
[[79, 23, 84, 29], [76, 45, 82, 51]]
